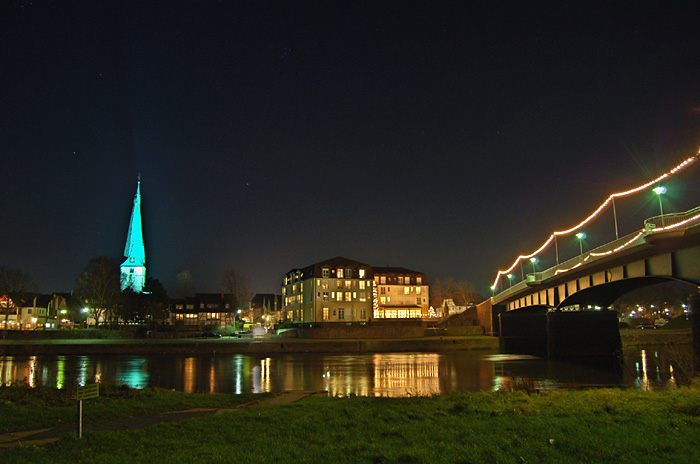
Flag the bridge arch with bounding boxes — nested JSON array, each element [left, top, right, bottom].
[[556, 276, 695, 310]]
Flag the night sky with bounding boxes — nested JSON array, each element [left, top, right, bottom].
[[2, 1, 700, 297]]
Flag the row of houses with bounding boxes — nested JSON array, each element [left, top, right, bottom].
[[0, 294, 71, 330], [169, 257, 434, 329], [2, 258, 445, 331]]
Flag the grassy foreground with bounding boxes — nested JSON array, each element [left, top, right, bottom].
[[3, 384, 700, 463]]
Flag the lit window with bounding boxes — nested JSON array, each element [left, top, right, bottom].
[[416, 287, 421, 294], [345, 280, 352, 289], [323, 292, 329, 301], [337, 268, 344, 278], [398, 276, 404, 284], [337, 280, 342, 288], [359, 281, 365, 290], [404, 287, 410, 295], [345, 292, 352, 302], [380, 276, 386, 284], [336, 292, 343, 302], [317, 279, 320, 286], [322, 282, 329, 290], [323, 307, 329, 320], [416, 277, 422, 285], [380, 296, 386, 304]]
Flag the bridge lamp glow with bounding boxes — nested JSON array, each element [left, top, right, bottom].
[[576, 232, 586, 257], [653, 186, 666, 225], [507, 274, 514, 288], [490, 285, 496, 296], [529, 257, 538, 273]]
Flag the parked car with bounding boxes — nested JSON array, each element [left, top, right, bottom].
[[638, 324, 657, 330], [194, 331, 221, 338]]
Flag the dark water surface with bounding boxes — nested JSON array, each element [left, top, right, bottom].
[[0, 345, 691, 397]]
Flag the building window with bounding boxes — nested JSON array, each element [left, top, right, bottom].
[[345, 280, 352, 289], [360, 308, 366, 319], [322, 281, 329, 290], [359, 280, 365, 290], [380, 276, 386, 284], [322, 268, 330, 278], [416, 287, 421, 294], [380, 287, 386, 294], [380, 296, 386, 304], [417, 297, 422, 305], [337, 280, 342, 288], [346, 269, 352, 278], [323, 307, 329, 320], [336, 292, 343, 302], [337, 268, 344, 278], [398, 276, 404, 284], [359, 269, 366, 278], [338, 308, 345, 320], [345, 292, 352, 302], [417, 277, 422, 285], [404, 287, 410, 295], [323, 292, 329, 301]]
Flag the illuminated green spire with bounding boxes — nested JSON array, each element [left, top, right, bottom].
[[121, 177, 146, 292]]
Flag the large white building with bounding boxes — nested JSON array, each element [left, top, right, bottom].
[[372, 267, 430, 319], [282, 257, 374, 324]]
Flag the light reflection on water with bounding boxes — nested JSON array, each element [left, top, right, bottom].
[[0, 345, 692, 397]]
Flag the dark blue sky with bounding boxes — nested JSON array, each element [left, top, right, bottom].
[[2, 1, 699, 297]]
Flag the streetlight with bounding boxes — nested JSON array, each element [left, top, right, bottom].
[[234, 309, 242, 333], [529, 257, 538, 274], [490, 285, 496, 297], [507, 274, 514, 288], [653, 186, 666, 226], [576, 231, 586, 259]]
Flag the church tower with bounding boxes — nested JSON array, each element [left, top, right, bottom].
[[121, 177, 146, 292]]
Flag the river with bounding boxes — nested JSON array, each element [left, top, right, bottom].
[[1, 344, 690, 397]]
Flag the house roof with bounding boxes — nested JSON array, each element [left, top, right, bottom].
[[284, 256, 373, 280]]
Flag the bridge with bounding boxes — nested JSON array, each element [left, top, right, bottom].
[[475, 153, 700, 357]]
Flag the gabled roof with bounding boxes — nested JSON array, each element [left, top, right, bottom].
[[284, 256, 373, 280]]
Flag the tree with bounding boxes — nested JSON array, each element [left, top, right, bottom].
[[75, 257, 121, 328], [222, 269, 253, 321], [0, 265, 38, 328], [174, 270, 196, 298], [143, 277, 170, 325]]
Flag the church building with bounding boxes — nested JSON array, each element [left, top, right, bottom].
[[121, 178, 146, 292]]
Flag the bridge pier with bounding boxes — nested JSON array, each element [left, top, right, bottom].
[[498, 306, 548, 356], [547, 310, 621, 358]]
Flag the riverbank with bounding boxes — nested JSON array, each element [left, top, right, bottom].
[[0, 335, 499, 356], [0, 329, 690, 356], [2, 382, 700, 462]]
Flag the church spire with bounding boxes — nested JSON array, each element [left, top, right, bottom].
[[121, 176, 146, 292]]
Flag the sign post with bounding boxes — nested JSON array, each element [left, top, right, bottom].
[[76, 383, 99, 438]]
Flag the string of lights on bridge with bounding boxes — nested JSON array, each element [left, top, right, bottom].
[[491, 151, 700, 291]]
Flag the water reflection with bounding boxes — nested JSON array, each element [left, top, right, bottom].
[[0, 345, 692, 396]]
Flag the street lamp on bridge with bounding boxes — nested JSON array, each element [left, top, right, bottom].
[[529, 257, 538, 275], [507, 274, 514, 288], [576, 231, 586, 260], [653, 186, 666, 227]]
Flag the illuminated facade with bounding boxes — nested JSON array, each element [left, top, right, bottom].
[[169, 293, 239, 328], [372, 267, 430, 319], [282, 257, 374, 324], [120, 178, 146, 292]]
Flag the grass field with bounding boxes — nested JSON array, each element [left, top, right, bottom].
[[3, 381, 700, 463]]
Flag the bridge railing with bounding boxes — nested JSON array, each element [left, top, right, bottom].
[[644, 205, 700, 230]]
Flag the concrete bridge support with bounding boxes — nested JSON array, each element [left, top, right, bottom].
[[498, 306, 548, 356], [547, 310, 621, 358]]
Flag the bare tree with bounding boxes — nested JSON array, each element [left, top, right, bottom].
[[0, 265, 38, 328], [174, 270, 196, 298], [222, 269, 253, 317], [75, 257, 121, 328]]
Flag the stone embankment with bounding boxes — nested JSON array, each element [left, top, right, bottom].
[[0, 335, 499, 356]]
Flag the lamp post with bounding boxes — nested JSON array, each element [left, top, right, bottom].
[[234, 309, 242, 333], [507, 274, 514, 288], [653, 186, 666, 227], [576, 232, 586, 261], [490, 285, 496, 297], [530, 257, 538, 274]]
